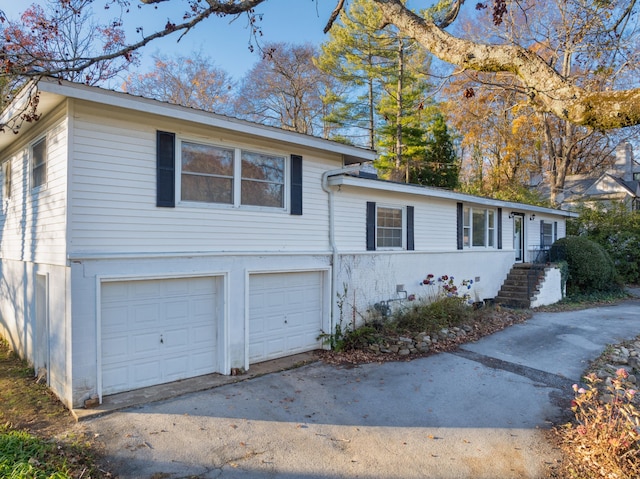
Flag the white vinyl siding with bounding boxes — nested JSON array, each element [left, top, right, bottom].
[[0, 108, 68, 265], [333, 188, 455, 252], [69, 101, 333, 254]]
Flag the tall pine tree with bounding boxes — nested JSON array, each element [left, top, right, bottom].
[[408, 113, 459, 189]]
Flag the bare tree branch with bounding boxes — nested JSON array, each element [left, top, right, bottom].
[[372, 0, 640, 130]]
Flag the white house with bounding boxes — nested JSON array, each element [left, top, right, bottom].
[[0, 79, 575, 409], [539, 142, 640, 211]]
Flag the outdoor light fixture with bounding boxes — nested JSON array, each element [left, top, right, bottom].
[[529, 213, 536, 221]]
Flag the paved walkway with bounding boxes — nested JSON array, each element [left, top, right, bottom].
[[78, 297, 640, 479]]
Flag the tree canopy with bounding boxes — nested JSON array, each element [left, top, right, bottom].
[[2, 0, 640, 141]]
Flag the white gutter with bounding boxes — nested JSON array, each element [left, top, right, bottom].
[[321, 166, 366, 338]]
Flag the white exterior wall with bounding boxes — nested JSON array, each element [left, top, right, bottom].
[[0, 104, 70, 405], [330, 185, 531, 326], [69, 253, 331, 408], [335, 251, 515, 328], [69, 101, 336, 255], [531, 267, 564, 308], [0, 106, 68, 265]]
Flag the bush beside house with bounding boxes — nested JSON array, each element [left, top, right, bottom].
[[567, 203, 640, 285], [550, 236, 620, 295]]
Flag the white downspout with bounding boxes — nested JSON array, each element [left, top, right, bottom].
[[321, 165, 364, 339]]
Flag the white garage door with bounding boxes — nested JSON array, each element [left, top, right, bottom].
[[101, 276, 221, 395], [249, 271, 324, 363]]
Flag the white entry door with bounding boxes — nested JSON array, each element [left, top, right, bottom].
[[249, 271, 324, 363], [514, 215, 524, 262], [101, 276, 221, 395]]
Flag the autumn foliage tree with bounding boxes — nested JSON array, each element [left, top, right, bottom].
[[2, 0, 640, 141], [123, 51, 235, 114], [234, 42, 335, 136]]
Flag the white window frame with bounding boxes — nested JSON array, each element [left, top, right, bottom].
[[376, 204, 405, 250], [177, 138, 288, 211], [541, 221, 556, 249], [31, 136, 47, 190], [463, 206, 497, 249], [2, 160, 10, 201]]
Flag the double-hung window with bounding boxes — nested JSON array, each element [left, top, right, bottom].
[[180, 140, 285, 209], [463, 206, 496, 248], [31, 137, 47, 189], [540, 221, 557, 249], [366, 202, 414, 251], [377, 206, 404, 249]]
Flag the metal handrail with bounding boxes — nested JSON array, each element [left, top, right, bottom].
[[526, 246, 566, 299]]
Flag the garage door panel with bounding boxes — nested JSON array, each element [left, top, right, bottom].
[[192, 325, 216, 344], [133, 360, 162, 386], [101, 276, 221, 396], [249, 271, 324, 364], [164, 328, 189, 349], [165, 300, 190, 320], [102, 335, 128, 364], [131, 303, 161, 327]]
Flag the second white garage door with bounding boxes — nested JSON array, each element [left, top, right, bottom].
[[249, 271, 324, 363], [101, 276, 222, 396]]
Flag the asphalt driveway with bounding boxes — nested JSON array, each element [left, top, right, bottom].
[[79, 297, 640, 479]]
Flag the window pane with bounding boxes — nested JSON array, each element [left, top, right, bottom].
[[241, 151, 285, 183], [487, 210, 495, 247], [241, 151, 285, 207], [472, 209, 486, 247], [2, 162, 10, 199], [241, 181, 283, 207], [463, 207, 471, 247], [181, 142, 234, 204], [377, 207, 403, 248], [182, 142, 233, 175], [32, 138, 46, 188], [181, 175, 233, 203], [543, 223, 554, 247]]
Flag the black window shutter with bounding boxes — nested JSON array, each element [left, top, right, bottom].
[[497, 208, 503, 250], [290, 155, 303, 215], [456, 202, 463, 250], [156, 131, 175, 207], [540, 220, 545, 247], [553, 221, 558, 242], [366, 202, 376, 251], [406, 206, 414, 251]]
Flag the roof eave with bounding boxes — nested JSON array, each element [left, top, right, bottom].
[[328, 175, 578, 217], [1, 79, 378, 163]]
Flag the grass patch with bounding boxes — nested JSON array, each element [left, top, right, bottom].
[[0, 338, 110, 478]]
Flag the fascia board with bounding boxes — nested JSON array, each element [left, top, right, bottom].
[[36, 79, 377, 162], [328, 175, 578, 218]]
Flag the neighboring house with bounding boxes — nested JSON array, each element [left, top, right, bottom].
[[0, 79, 575, 409], [545, 143, 640, 211]]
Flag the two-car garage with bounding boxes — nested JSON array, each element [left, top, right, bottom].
[[99, 270, 325, 396]]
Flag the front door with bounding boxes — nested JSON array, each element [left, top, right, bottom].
[[514, 215, 524, 262]]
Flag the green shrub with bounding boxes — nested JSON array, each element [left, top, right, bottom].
[[568, 203, 640, 284], [395, 296, 472, 333], [550, 236, 620, 295]]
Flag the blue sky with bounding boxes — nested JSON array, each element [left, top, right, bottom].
[[3, 0, 340, 82]]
